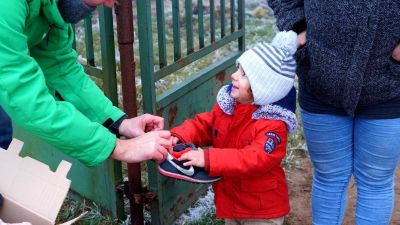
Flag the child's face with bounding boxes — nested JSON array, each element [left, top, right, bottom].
[[230, 65, 254, 103]]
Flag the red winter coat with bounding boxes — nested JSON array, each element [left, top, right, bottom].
[[171, 103, 290, 219]]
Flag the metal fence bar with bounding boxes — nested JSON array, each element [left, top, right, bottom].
[[198, 0, 204, 48], [220, 0, 225, 38], [137, 0, 156, 114], [238, 0, 245, 51], [210, 0, 215, 43], [154, 29, 244, 80], [72, 25, 77, 50], [84, 16, 95, 66], [98, 6, 118, 108], [172, 0, 181, 61], [97, 6, 124, 218], [230, 0, 235, 33], [156, 0, 167, 68], [185, 0, 194, 54]]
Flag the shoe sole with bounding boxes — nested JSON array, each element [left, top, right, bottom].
[[157, 166, 221, 183]]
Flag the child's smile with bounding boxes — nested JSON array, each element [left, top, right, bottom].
[[230, 65, 254, 104]]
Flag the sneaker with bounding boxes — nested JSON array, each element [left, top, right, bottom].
[[157, 143, 221, 183]]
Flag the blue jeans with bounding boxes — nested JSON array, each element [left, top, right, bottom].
[[0, 106, 12, 149], [300, 109, 400, 225]]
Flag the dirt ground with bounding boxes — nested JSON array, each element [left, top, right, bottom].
[[286, 150, 400, 225]]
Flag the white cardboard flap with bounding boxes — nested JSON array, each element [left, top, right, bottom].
[[0, 138, 73, 224], [56, 161, 72, 178], [4, 138, 24, 154]]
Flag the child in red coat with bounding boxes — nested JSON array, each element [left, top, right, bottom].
[[171, 31, 298, 225]]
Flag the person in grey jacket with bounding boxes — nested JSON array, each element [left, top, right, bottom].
[[267, 1, 400, 225]]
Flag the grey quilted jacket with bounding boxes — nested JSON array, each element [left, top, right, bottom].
[[267, 0, 400, 115]]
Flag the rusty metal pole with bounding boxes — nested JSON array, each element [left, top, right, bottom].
[[115, 1, 144, 224]]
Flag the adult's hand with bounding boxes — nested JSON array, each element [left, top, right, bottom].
[[119, 114, 165, 138], [84, 0, 116, 8], [110, 130, 172, 163], [297, 30, 307, 48], [392, 42, 400, 62], [171, 136, 180, 145]]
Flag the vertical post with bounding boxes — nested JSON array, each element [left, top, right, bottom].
[[185, 0, 194, 54], [230, 0, 235, 33], [172, 0, 181, 61], [99, 6, 118, 102], [137, 1, 156, 113], [220, 0, 225, 38], [98, 5, 125, 219], [136, 0, 160, 223], [156, 0, 167, 68], [115, 1, 144, 225], [237, 0, 245, 51], [210, 0, 215, 43], [198, 0, 205, 48], [84, 16, 95, 66]]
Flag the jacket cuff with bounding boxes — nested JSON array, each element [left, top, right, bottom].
[[103, 114, 128, 137], [204, 149, 210, 172]]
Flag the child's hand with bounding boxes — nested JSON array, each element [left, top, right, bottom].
[[393, 42, 400, 62], [179, 148, 205, 167], [297, 30, 307, 48]]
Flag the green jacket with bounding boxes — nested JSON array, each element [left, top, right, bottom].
[[0, 0, 125, 166]]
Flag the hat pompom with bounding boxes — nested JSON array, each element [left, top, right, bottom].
[[271, 30, 298, 55]]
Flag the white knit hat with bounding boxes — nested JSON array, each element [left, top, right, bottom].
[[236, 30, 297, 106]]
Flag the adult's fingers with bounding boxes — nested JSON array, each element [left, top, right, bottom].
[[156, 145, 168, 156], [147, 116, 164, 130], [157, 130, 171, 138], [159, 137, 173, 148], [152, 151, 164, 162]]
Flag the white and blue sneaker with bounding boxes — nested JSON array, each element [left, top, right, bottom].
[[157, 143, 221, 183]]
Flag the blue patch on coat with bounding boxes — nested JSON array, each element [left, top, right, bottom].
[[264, 138, 276, 154], [264, 131, 282, 154], [265, 132, 281, 143]]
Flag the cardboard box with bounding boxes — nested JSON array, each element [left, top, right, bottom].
[[0, 138, 85, 225]]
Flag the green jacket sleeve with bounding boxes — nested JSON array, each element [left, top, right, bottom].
[[0, 1, 120, 166], [29, 23, 124, 125]]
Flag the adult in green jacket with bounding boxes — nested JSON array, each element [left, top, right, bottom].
[[0, 0, 171, 166]]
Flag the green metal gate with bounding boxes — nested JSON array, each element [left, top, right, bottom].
[[136, 0, 245, 224]]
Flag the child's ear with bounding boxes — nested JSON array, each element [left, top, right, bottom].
[[247, 87, 254, 101]]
